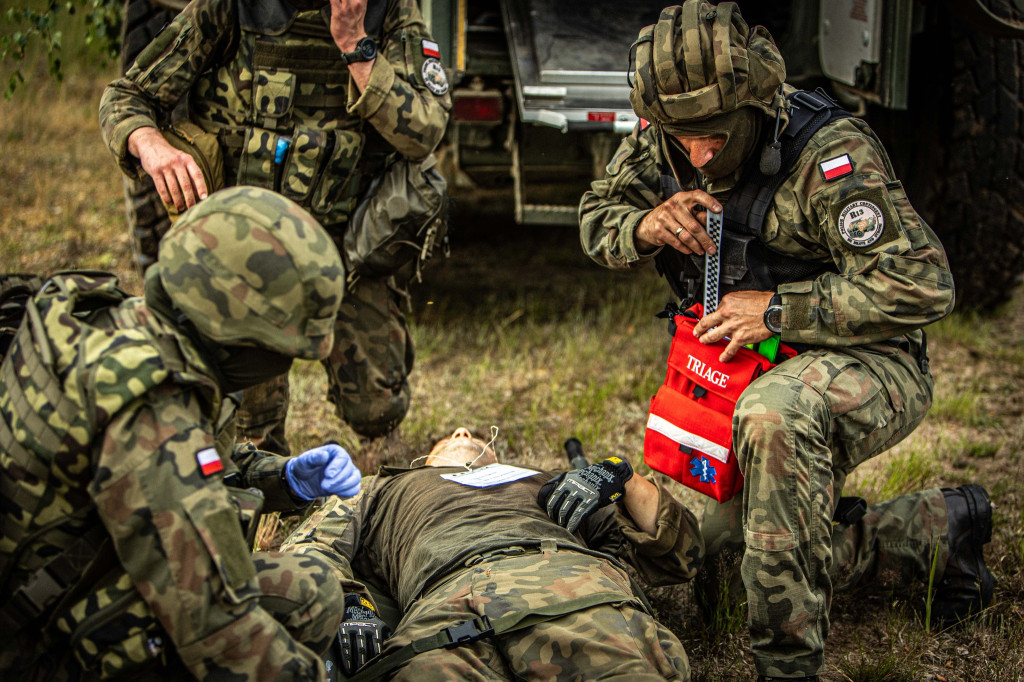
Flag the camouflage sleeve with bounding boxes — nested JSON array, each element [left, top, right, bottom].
[[584, 476, 704, 587], [347, 0, 452, 159], [90, 384, 325, 680], [578, 124, 666, 270], [98, 0, 238, 179], [280, 482, 378, 607], [232, 442, 308, 514], [774, 118, 955, 345]]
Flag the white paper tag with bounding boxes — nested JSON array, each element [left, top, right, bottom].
[[440, 463, 539, 488]]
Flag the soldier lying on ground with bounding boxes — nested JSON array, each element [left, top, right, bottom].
[[1, 187, 364, 680], [284, 427, 705, 681]]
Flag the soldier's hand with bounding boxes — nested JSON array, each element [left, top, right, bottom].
[[693, 289, 775, 362], [537, 457, 634, 533], [337, 593, 390, 676], [636, 190, 721, 255], [128, 126, 208, 212], [285, 444, 362, 500], [329, 0, 368, 52]]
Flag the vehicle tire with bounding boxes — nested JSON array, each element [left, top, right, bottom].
[[870, 1, 1024, 311], [118, 0, 183, 274]]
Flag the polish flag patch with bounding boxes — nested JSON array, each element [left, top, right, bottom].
[[196, 448, 223, 477], [820, 154, 854, 181], [422, 40, 440, 58]]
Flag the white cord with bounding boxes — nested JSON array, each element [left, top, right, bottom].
[[409, 426, 500, 470]]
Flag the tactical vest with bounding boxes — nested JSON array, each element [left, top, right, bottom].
[[189, 0, 392, 231], [655, 89, 851, 303], [0, 273, 225, 657]]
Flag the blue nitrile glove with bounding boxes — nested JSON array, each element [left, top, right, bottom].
[[285, 443, 362, 500]]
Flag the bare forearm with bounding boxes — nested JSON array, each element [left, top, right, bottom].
[[622, 473, 660, 535]]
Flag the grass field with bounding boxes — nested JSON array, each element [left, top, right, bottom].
[[2, 40, 1023, 682]]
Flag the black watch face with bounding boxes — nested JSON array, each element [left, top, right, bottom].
[[766, 306, 782, 333], [358, 38, 377, 60]]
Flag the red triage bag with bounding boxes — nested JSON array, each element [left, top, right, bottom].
[[643, 303, 795, 502]]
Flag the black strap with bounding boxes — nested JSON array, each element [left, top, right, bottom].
[[344, 589, 641, 681], [1, 524, 109, 635]]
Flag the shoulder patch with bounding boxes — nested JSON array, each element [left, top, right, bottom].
[[819, 154, 854, 181], [828, 184, 907, 252], [837, 200, 885, 247], [421, 57, 449, 96], [197, 447, 224, 476], [421, 39, 440, 58]]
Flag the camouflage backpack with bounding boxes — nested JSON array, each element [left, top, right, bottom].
[[0, 274, 43, 360]]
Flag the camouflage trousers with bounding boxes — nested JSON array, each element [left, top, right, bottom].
[[699, 342, 948, 678], [237, 275, 414, 454], [122, 174, 171, 275], [4, 551, 344, 681], [386, 549, 690, 681]]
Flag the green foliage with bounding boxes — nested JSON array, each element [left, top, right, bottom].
[[1, 0, 120, 98]]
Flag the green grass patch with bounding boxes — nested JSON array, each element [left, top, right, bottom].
[[877, 445, 942, 500]]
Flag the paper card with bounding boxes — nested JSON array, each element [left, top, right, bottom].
[[440, 463, 539, 488]]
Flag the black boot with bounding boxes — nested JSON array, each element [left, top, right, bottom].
[[932, 484, 995, 626]]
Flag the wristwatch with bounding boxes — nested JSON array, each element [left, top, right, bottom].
[[339, 36, 378, 65], [763, 292, 783, 334]]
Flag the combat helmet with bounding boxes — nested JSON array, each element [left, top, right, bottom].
[[629, 1, 787, 127], [153, 186, 345, 360]]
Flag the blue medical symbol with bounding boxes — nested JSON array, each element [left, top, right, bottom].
[[689, 455, 717, 484]]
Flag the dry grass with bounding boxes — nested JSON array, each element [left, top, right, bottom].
[[3, 51, 1023, 681]]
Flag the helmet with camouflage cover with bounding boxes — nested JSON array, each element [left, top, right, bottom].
[[629, 1, 787, 126], [153, 186, 345, 360]]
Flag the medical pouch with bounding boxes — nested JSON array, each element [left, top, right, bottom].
[[343, 154, 448, 278], [643, 303, 795, 502]]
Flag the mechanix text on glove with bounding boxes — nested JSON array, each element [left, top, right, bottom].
[[537, 456, 634, 533]]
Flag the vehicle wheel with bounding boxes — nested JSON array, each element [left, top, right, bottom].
[[870, 0, 1024, 311], [119, 0, 182, 274]]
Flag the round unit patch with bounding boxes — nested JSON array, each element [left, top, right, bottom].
[[837, 200, 885, 247], [421, 58, 449, 96]]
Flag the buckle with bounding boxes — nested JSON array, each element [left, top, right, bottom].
[[790, 90, 828, 112], [442, 616, 494, 648]]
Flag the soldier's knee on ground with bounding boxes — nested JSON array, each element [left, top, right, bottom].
[[338, 381, 411, 439], [254, 551, 345, 654]]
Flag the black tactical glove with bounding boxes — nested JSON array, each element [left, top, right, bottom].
[[537, 457, 634, 533], [337, 593, 391, 677]]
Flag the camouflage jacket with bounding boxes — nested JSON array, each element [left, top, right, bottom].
[[286, 465, 705, 612], [0, 274, 317, 680], [579, 98, 955, 347], [99, 0, 451, 230]]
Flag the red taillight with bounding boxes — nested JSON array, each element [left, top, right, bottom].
[[454, 95, 503, 123], [587, 112, 616, 123]]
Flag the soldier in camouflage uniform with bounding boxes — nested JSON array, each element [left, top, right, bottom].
[[579, 3, 994, 680], [284, 427, 704, 680], [99, 0, 452, 455], [0, 187, 367, 680]]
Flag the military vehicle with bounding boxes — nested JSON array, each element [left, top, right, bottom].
[[122, 0, 1024, 309]]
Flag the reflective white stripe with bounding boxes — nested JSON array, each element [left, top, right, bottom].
[[646, 413, 730, 463]]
